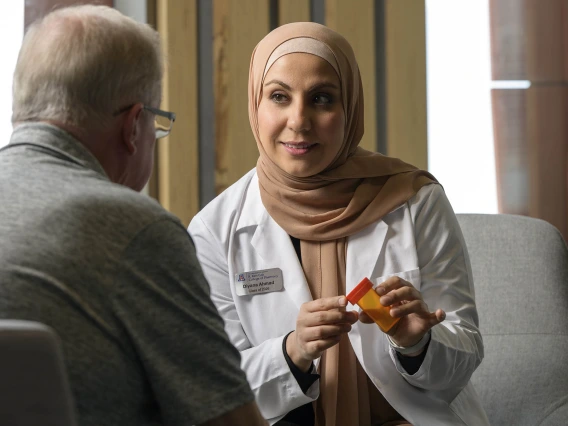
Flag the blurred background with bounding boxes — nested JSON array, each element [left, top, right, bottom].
[[2, 0, 566, 241]]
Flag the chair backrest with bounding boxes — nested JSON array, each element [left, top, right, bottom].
[[457, 213, 568, 426], [0, 320, 77, 426]]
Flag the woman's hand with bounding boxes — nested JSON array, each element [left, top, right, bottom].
[[359, 276, 445, 354], [286, 296, 359, 372]]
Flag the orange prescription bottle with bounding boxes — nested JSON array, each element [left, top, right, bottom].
[[346, 277, 400, 333]]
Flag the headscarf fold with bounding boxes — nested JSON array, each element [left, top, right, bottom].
[[248, 22, 435, 426]]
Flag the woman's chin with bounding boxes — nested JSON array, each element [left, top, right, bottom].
[[280, 163, 324, 178]]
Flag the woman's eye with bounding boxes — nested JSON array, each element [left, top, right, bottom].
[[314, 93, 333, 105], [270, 93, 288, 103]]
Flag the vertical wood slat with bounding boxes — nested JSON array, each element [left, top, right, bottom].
[[325, 0, 377, 153], [491, 89, 529, 216], [383, 0, 427, 170], [490, 0, 568, 81], [278, 0, 310, 25], [156, 0, 199, 226], [146, 0, 159, 201], [490, 0, 568, 240], [489, 0, 526, 81], [527, 87, 568, 240], [493, 87, 568, 240], [525, 0, 568, 82], [214, 0, 270, 195]]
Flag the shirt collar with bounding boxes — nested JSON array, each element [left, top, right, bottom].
[[6, 122, 109, 178]]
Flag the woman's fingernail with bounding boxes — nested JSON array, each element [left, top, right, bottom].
[[376, 287, 386, 296]]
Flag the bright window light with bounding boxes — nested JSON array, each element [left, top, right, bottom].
[[0, 1, 24, 149], [425, 0, 498, 213]]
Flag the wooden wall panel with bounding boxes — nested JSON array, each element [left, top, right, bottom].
[[493, 87, 568, 240], [491, 89, 529, 215], [278, 0, 310, 25], [490, 0, 568, 240], [490, 0, 568, 81], [156, 0, 199, 226], [489, 0, 526, 81], [146, 0, 159, 201], [325, 0, 377, 153], [214, 0, 270, 194], [526, 87, 568, 240], [383, 0, 427, 170], [525, 0, 568, 82]]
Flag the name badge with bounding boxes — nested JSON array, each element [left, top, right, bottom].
[[234, 268, 283, 296]]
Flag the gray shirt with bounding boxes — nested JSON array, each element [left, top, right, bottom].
[[0, 123, 254, 425]]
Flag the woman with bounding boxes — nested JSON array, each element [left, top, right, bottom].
[[189, 22, 488, 426]]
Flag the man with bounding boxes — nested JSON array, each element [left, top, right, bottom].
[[0, 5, 266, 426]]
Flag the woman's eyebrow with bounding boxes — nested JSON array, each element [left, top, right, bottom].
[[264, 79, 291, 89], [263, 80, 340, 92], [308, 82, 340, 92]]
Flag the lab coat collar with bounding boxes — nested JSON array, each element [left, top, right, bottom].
[[238, 170, 393, 309], [236, 172, 312, 310], [235, 171, 264, 231]]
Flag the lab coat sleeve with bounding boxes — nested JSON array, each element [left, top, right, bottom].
[[391, 184, 484, 391], [188, 216, 318, 423]]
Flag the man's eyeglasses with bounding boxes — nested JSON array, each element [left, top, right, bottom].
[[114, 104, 176, 139]]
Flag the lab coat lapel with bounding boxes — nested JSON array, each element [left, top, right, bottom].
[[250, 211, 313, 311], [346, 219, 390, 373]]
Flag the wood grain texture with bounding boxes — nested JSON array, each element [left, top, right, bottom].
[[325, 0, 377, 153], [214, 0, 270, 194], [492, 87, 568, 241], [384, 0, 427, 169], [526, 86, 568, 240], [146, 0, 159, 201], [490, 0, 568, 240], [489, 0, 527, 81], [156, 0, 199, 226], [491, 89, 529, 216], [278, 0, 310, 25], [490, 0, 568, 81], [525, 0, 567, 82]]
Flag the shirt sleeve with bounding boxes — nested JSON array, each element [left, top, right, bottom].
[[282, 332, 320, 393], [110, 218, 255, 426], [395, 340, 430, 375], [392, 184, 484, 391]]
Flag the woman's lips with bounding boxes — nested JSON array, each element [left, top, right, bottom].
[[281, 141, 317, 155]]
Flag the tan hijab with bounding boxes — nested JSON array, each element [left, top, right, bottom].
[[249, 22, 436, 426]]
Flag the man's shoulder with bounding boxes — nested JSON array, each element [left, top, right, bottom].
[[70, 181, 182, 239], [91, 183, 170, 217]]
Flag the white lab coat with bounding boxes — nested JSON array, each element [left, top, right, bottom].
[[188, 169, 489, 426]]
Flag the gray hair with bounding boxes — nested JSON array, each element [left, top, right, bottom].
[[12, 5, 163, 128]]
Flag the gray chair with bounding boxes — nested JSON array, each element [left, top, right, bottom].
[[0, 320, 77, 426], [457, 213, 568, 426]]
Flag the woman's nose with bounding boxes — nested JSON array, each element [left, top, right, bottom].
[[287, 102, 311, 133]]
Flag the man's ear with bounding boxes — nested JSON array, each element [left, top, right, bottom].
[[121, 103, 144, 155]]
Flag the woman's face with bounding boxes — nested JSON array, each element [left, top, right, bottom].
[[257, 53, 345, 177]]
